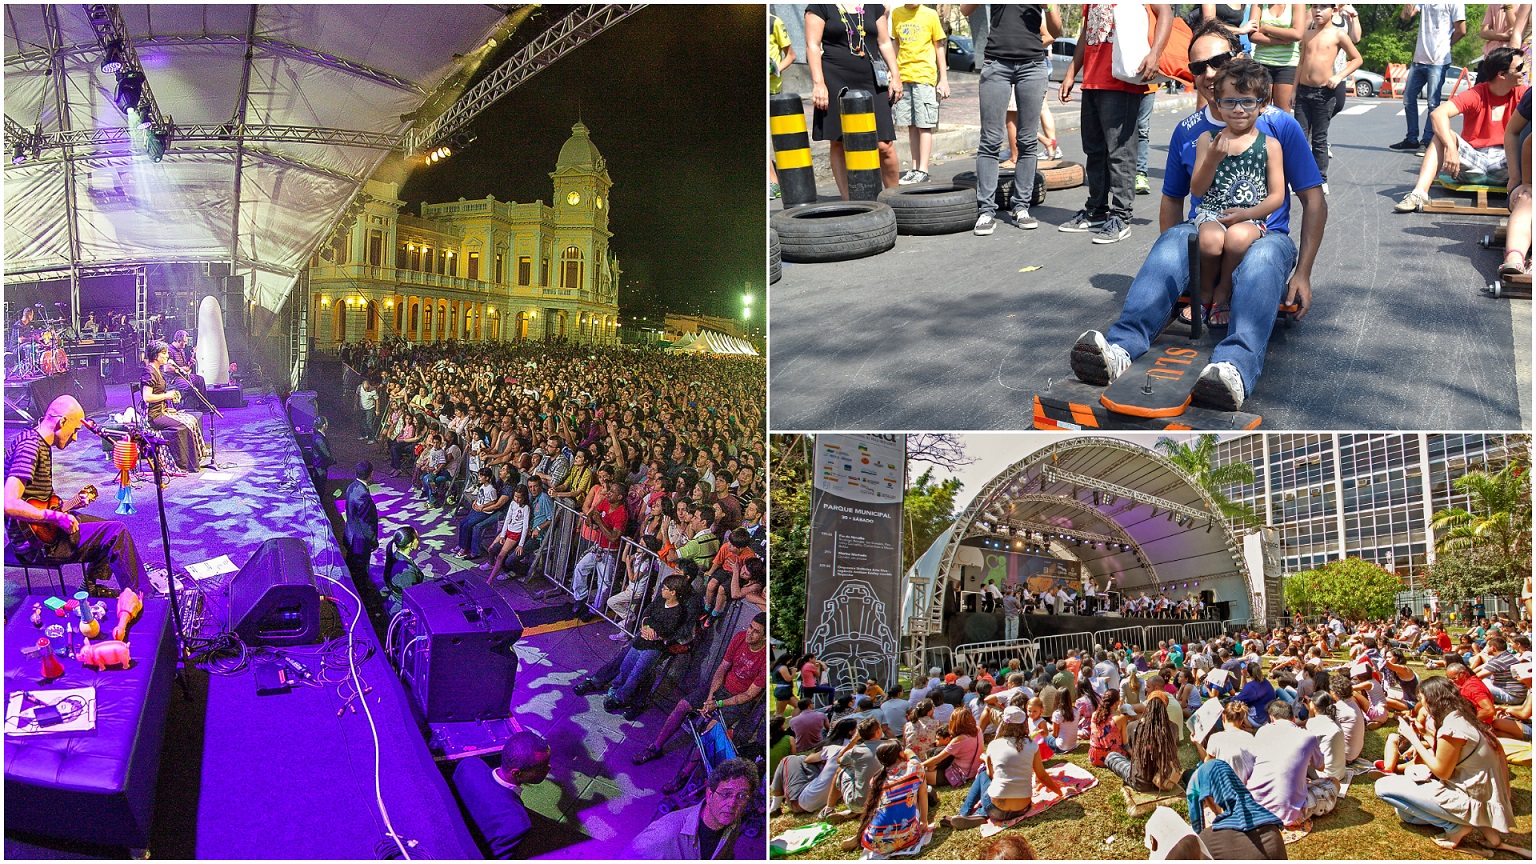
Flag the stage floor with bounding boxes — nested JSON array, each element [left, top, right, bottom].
[[3, 384, 750, 859]]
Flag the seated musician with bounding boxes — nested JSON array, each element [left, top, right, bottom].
[[3, 395, 146, 597], [166, 330, 206, 400], [141, 341, 206, 475]]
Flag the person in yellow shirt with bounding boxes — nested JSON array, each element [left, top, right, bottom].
[[892, 3, 949, 184], [769, 13, 797, 199]]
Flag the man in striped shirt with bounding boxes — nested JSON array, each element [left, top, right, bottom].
[[4, 395, 146, 597]]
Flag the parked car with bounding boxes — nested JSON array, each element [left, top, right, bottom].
[[1347, 68, 1383, 98], [947, 36, 975, 73], [1047, 37, 1080, 82]]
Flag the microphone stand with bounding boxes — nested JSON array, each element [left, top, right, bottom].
[[173, 362, 226, 469], [98, 422, 193, 701]]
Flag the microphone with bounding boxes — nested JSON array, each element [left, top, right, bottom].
[[79, 417, 105, 436]]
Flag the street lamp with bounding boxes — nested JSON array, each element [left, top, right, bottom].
[[742, 291, 753, 321]]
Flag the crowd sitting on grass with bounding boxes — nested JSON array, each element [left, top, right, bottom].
[[335, 337, 768, 780], [769, 606, 1530, 859]]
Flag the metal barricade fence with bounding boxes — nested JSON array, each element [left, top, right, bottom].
[[535, 498, 625, 629], [953, 639, 1037, 676], [1222, 618, 1250, 636], [1145, 623, 1186, 647], [1094, 626, 1146, 652], [1184, 621, 1224, 644], [606, 535, 670, 637], [902, 645, 954, 687], [1032, 632, 1094, 666]]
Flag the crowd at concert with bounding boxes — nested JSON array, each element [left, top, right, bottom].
[[769, 604, 1530, 859], [331, 336, 769, 853]]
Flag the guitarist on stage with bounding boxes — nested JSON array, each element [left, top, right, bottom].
[[4, 395, 146, 597], [166, 330, 206, 399]]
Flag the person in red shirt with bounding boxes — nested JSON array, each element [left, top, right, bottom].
[[563, 482, 628, 621], [1395, 46, 1528, 211], [631, 612, 768, 769], [1057, 3, 1174, 243], [1446, 663, 1498, 726]]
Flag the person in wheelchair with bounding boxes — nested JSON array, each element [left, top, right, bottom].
[[633, 612, 768, 771]]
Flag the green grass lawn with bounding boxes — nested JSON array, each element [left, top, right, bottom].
[[770, 663, 1532, 860]]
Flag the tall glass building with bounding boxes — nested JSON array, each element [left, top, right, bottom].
[[1211, 433, 1521, 606]]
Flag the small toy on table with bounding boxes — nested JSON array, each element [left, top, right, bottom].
[[21, 638, 66, 680], [31, 603, 43, 628], [112, 586, 143, 641], [74, 591, 100, 639], [76, 638, 131, 671]]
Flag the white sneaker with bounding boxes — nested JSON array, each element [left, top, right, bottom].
[[897, 169, 917, 185], [1192, 361, 1246, 411], [1070, 330, 1132, 385], [1394, 190, 1431, 212]]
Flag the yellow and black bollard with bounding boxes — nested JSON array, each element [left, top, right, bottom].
[[839, 88, 882, 201], [770, 93, 817, 208]]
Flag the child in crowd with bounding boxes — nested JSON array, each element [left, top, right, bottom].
[[1189, 59, 1286, 327], [892, 2, 949, 184]]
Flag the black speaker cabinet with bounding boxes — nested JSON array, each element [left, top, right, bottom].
[[206, 383, 245, 408], [403, 574, 523, 722], [29, 367, 106, 414], [228, 537, 322, 646], [1200, 589, 1215, 605], [285, 390, 318, 448], [960, 564, 981, 593]]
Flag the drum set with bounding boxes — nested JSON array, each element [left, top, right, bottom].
[[8, 304, 70, 379]]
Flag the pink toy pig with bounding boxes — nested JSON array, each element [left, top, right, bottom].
[[77, 638, 132, 671]]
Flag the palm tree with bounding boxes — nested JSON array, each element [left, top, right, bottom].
[[1155, 434, 1261, 530], [1431, 461, 1531, 612]]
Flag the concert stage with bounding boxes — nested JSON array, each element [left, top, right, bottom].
[[4, 384, 753, 859], [945, 606, 1231, 649]]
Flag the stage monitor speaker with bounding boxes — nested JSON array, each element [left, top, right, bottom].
[[28, 367, 106, 415], [206, 384, 245, 408], [228, 537, 322, 646], [403, 574, 523, 722], [960, 565, 981, 593], [286, 390, 317, 447]]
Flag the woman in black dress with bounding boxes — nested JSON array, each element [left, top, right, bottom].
[[805, 4, 903, 198]]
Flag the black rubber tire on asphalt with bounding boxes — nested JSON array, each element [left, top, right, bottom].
[[770, 201, 898, 263], [1355, 80, 1374, 98], [952, 169, 1046, 209], [876, 184, 977, 235], [1039, 159, 1085, 190], [769, 229, 781, 283]]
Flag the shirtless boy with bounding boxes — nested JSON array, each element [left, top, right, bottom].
[[1294, 4, 1362, 194]]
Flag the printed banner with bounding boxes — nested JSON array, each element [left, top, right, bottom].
[[805, 435, 905, 688]]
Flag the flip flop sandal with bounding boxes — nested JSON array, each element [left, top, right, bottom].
[[1499, 253, 1527, 277], [1207, 304, 1232, 327], [1178, 303, 1210, 326]]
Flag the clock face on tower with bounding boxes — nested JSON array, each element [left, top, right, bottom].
[[567, 191, 581, 206]]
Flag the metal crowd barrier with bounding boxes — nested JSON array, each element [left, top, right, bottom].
[[902, 645, 955, 687], [953, 639, 1038, 677], [1032, 632, 1094, 666], [1093, 626, 1145, 652], [1222, 618, 1250, 635], [1145, 623, 1187, 647], [604, 535, 670, 637], [535, 498, 626, 631], [1184, 621, 1224, 643]]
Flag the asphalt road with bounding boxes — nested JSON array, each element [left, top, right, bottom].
[[768, 97, 1530, 431]]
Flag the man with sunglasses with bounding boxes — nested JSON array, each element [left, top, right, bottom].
[[1072, 18, 1326, 411], [1393, 47, 1528, 213]]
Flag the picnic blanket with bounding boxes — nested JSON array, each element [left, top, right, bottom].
[[977, 763, 1099, 838], [859, 827, 934, 860], [1281, 818, 1312, 845], [769, 822, 837, 858]]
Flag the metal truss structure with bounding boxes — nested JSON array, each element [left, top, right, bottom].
[[403, 4, 644, 155], [4, 124, 402, 157], [84, 4, 166, 130]]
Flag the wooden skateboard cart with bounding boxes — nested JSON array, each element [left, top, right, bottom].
[[1424, 179, 1510, 217], [1035, 233, 1296, 431]]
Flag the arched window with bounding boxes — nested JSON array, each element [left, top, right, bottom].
[[561, 246, 583, 289]]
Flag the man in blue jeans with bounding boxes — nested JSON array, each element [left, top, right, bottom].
[[1387, 3, 1466, 155], [1071, 18, 1327, 411]]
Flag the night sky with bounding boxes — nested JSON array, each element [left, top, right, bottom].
[[395, 4, 765, 327]]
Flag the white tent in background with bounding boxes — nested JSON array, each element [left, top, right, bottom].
[[666, 329, 758, 356]]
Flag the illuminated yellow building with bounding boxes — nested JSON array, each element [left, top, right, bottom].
[[309, 121, 621, 345]]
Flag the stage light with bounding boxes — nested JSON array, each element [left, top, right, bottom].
[[100, 39, 125, 74], [1093, 491, 1101, 506], [114, 71, 144, 113], [147, 127, 170, 162], [11, 141, 26, 165]]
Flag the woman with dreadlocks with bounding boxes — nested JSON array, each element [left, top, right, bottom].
[[1105, 696, 1183, 792], [853, 740, 931, 856], [1372, 676, 1523, 854]]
